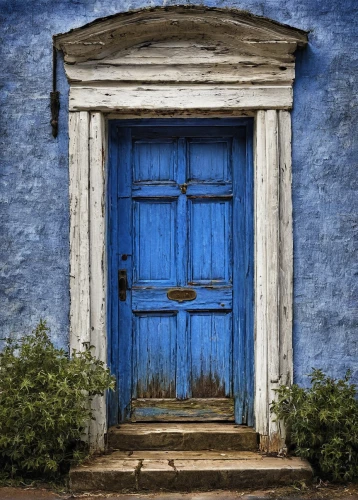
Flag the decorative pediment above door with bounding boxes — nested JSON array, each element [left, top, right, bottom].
[[54, 7, 307, 111]]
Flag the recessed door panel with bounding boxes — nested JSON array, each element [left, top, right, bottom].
[[133, 312, 177, 398], [189, 199, 232, 284], [133, 199, 177, 285], [188, 139, 232, 183], [133, 140, 177, 183], [190, 311, 232, 398]]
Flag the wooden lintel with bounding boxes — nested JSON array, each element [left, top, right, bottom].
[[69, 86, 293, 112]]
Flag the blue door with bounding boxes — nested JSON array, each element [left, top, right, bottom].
[[108, 119, 253, 425]]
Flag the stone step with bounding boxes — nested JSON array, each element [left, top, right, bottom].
[[100, 450, 262, 460], [70, 451, 313, 492], [107, 423, 259, 451]]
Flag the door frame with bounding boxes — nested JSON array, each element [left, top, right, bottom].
[[107, 118, 254, 427], [57, 6, 307, 453], [68, 108, 292, 454]]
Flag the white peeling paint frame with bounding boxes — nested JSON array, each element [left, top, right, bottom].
[[254, 110, 293, 452], [69, 111, 107, 450], [62, 7, 306, 452], [68, 107, 293, 453]]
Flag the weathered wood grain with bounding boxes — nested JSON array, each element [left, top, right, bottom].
[[97, 46, 295, 64], [97, 39, 297, 61], [265, 110, 280, 451], [69, 85, 293, 111], [89, 112, 107, 450], [68, 111, 91, 443], [65, 60, 294, 85], [54, 7, 308, 64], [68, 113, 81, 353], [274, 110, 294, 452], [254, 110, 293, 453], [107, 110, 254, 119], [131, 398, 235, 421], [278, 110, 293, 387], [131, 287, 233, 311], [69, 111, 90, 353], [254, 110, 268, 441]]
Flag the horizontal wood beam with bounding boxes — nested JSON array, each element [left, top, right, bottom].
[[131, 398, 235, 422], [69, 85, 293, 111], [65, 63, 294, 86]]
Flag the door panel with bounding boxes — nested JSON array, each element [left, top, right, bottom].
[[133, 140, 177, 183], [188, 139, 232, 183], [133, 199, 177, 285], [133, 312, 177, 398], [189, 199, 232, 284], [108, 119, 253, 426], [190, 311, 232, 398]]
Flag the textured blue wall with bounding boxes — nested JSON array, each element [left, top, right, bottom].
[[0, 1, 357, 383]]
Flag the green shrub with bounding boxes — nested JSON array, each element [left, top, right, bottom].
[[0, 320, 115, 481], [271, 369, 358, 482]]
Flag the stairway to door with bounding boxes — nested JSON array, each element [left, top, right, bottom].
[[70, 423, 312, 492]]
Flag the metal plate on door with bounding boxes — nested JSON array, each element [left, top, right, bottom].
[[167, 288, 197, 303]]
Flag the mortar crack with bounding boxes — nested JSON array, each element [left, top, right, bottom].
[[134, 459, 143, 491]]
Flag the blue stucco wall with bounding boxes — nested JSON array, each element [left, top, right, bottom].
[[0, 1, 357, 383]]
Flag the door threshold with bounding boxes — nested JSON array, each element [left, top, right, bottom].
[[131, 398, 234, 422]]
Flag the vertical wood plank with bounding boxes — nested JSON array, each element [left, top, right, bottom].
[[232, 129, 249, 424], [254, 110, 293, 452], [69, 111, 90, 353], [265, 110, 281, 451], [116, 128, 133, 423], [278, 111, 293, 387], [106, 125, 124, 426], [254, 110, 268, 440], [176, 138, 189, 400], [89, 112, 107, 450], [69, 113, 80, 353], [69, 111, 90, 444], [244, 122, 255, 427]]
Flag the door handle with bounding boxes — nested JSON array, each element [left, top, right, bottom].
[[118, 269, 128, 301]]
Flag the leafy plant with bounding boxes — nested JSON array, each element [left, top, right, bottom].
[[0, 320, 115, 481], [271, 369, 358, 482]]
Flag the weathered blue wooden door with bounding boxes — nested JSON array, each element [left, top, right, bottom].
[[108, 119, 253, 426]]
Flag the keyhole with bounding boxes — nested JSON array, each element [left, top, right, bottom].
[[180, 183, 187, 194]]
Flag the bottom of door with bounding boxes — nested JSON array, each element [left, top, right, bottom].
[[131, 398, 234, 422]]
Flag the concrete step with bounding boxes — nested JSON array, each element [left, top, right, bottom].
[[70, 451, 313, 492], [107, 423, 259, 451]]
